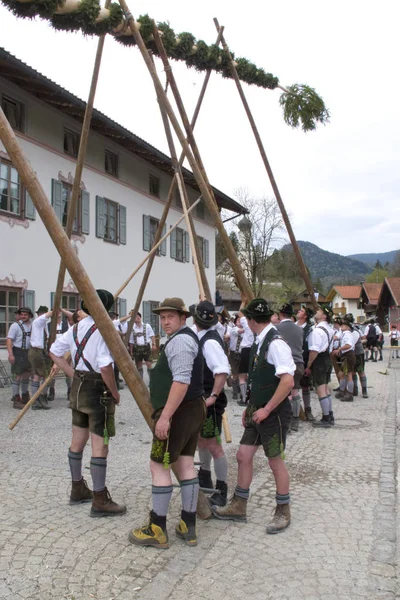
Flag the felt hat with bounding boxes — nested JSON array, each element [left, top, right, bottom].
[[109, 310, 119, 318], [333, 316, 343, 325], [36, 305, 49, 314], [15, 307, 33, 318], [300, 306, 314, 321], [279, 303, 294, 316], [344, 313, 355, 323], [190, 301, 218, 327], [242, 298, 273, 319], [81, 290, 114, 316], [320, 305, 333, 320], [152, 297, 191, 317], [342, 318, 354, 330]]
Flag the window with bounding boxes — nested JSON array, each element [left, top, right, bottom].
[[196, 236, 210, 268], [96, 196, 126, 244], [196, 199, 205, 220], [143, 300, 160, 336], [51, 292, 79, 312], [105, 150, 118, 177], [149, 174, 160, 198], [2, 95, 24, 132], [51, 179, 89, 235], [0, 287, 21, 345], [1, 158, 22, 215], [110, 298, 127, 317], [142, 215, 166, 255], [64, 128, 80, 158], [170, 227, 189, 262]]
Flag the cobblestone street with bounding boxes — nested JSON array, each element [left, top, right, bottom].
[[0, 353, 399, 600]]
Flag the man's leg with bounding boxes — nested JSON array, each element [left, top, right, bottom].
[[202, 436, 228, 507], [20, 371, 31, 404], [68, 425, 92, 505], [313, 383, 332, 428], [31, 374, 43, 410], [197, 436, 213, 489], [266, 456, 291, 534], [136, 359, 144, 379], [175, 455, 199, 546], [238, 373, 248, 406], [90, 432, 126, 517], [290, 383, 301, 432]]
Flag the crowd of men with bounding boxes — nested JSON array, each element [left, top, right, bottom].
[[4, 294, 394, 549]]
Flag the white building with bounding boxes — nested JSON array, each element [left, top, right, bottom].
[[325, 285, 364, 322], [0, 48, 245, 350]]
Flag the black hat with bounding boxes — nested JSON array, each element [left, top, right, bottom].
[[333, 316, 343, 325], [36, 305, 49, 314], [344, 313, 354, 323], [242, 298, 273, 319], [15, 307, 33, 318], [342, 318, 354, 330], [279, 303, 294, 316], [81, 290, 114, 316], [320, 306, 333, 321], [152, 297, 191, 317], [190, 301, 218, 327]]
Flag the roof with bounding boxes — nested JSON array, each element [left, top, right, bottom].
[[362, 283, 382, 305], [292, 288, 326, 300], [378, 278, 400, 308], [0, 47, 247, 215], [326, 285, 361, 301]]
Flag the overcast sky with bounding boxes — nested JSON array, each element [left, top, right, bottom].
[[1, 0, 399, 256]]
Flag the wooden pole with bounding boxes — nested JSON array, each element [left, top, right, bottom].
[[118, 0, 254, 302], [213, 18, 318, 311], [49, 16, 111, 345]]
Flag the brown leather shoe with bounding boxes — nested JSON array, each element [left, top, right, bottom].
[[69, 479, 93, 505], [90, 487, 127, 518], [12, 395, 25, 410], [21, 392, 30, 405], [266, 504, 291, 534]]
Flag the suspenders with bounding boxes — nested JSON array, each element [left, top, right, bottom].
[[73, 323, 98, 372], [133, 325, 147, 345], [235, 332, 242, 352], [17, 321, 31, 350]]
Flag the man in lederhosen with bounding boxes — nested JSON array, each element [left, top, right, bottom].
[[332, 316, 356, 402], [347, 314, 369, 398], [213, 298, 295, 534], [389, 324, 400, 359], [227, 314, 243, 400], [237, 302, 255, 406], [295, 306, 316, 421], [6, 307, 33, 409], [28, 305, 53, 410], [128, 312, 155, 378], [50, 289, 126, 517], [190, 301, 230, 507], [48, 308, 72, 402], [129, 298, 206, 549]]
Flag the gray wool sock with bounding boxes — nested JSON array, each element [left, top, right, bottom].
[[327, 395, 333, 412], [240, 382, 247, 402], [198, 448, 212, 471], [276, 493, 290, 505], [11, 380, 20, 397], [346, 381, 354, 394], [152, 485, 173, 517], [235, 485, 249, 500], [180, 477, 199, 513], [291, 395, 301, 417], [319, 396, 330, 416], [339, 379, 346, 392], [68, 449, 83, 482], [21, 379, 30, 394], [360, 375, 367, 389], [90, 457, 107, 492], [214, 455, 228, 482], [302, 388, 311, 409], [31, 381, 40, 396]]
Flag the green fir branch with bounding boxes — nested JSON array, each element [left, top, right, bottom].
[[279, 84, 330, 132]]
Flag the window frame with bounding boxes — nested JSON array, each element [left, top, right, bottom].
[[149, 173, 160, 198], [105, 150, 119, 177], [0, 287, 22, 346], [63, 128, 80, 158], [0, 156, 24, 218], [60, 181, 82, 234], [175, 227, 184, 262], [103, 197, 119, 244], [2, 94, 25, 132]]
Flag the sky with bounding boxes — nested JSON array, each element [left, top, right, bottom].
[[1, 0, 399, 256]]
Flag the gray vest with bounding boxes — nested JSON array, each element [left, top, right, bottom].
[[276, 320, 304, 365]]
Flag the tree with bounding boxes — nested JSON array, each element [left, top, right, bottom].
[[366, 265, 388, 283], [390, 251, 400, 277]]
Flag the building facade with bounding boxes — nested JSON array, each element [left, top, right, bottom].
[[0, 48, 245, 351], [325, 285, 364, 322]]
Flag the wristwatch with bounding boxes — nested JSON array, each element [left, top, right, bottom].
[[210, 392, 218, 398]]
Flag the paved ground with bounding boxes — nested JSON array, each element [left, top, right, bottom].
[[0, 352, 399, 600]]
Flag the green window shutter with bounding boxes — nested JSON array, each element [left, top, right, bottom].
[[143, 215, 151, 251], [184, 231, 190, 262], [119, 205, 127, 245], [170, 227, 177, 259], [119, 298, 127, 317], [143, 301, 151, 325], [160, 223, 167, 256], [204, 238, 209, 268], [24, 290, 35, 313], [96, 196, 105, 238], [25, 191, 36, 220], [50, 292, 55, 309], [51, 179, 63, 222], [81, 190, 90, 234]]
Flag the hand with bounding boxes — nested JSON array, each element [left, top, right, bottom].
[[50, 364, 60, 376], [155, 414, 170, 440], [304, 367, 311, 377], [252, 407, 269, 424], [112, 391, 120, 405], [8, 354, 15, 365], [205, 395, 217, 408], [332, 349, 340, 356]]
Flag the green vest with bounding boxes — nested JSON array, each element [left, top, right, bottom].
[[149, 327, 203, 410], [248, 328, 281, 408]]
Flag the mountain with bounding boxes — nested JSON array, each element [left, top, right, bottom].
[[347, 250, 399, 267], [282, 241, 371, 290]]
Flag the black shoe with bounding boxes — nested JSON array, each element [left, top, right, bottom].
[[312, 417, 331, 428], [198, 467, 213, 490], [353, 389, 359, 397], [209, 480, 228, 507], [237, 400, 247, 406], [372, 359, 377, 362], [48, 388, 55, 401], [329, 411, 335, 426], [333, 386, 340, 392]]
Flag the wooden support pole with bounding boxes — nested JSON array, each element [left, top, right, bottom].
[[213, 18, 318, 311], [118, 0, 254, 302], [49, 16, 111, 345]]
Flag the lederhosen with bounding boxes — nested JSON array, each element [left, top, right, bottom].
[[311, 326, 332, 386], [70, 323, 115, 441], [28, 325, 52, 378], [354, 329, 365, 373], [390, 332, 399, 347], [200, 330, 228, 441], [229, 331, 242, 376], [12, 322, 32, 375], [132, 326, 152, 363]]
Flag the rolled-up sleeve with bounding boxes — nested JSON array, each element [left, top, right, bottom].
[[50, 329, 72, 357], [165, 334, 198, 384], [308, 329, 325, 353], [266, 339, 296, 377], [203, 339, 230, 375]]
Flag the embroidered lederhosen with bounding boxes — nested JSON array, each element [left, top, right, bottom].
[[17, 321, 31, 350], [132, 325, 152, 362], [73, 323, 98, 372], [12, 321, 32, 374]]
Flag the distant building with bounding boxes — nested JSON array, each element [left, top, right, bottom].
[[325, 285, 364, 322], [215, 288, 242, 313], [376, 278, 400, 327], [359, 283, 383, 319], [291, 288, 326, 312]]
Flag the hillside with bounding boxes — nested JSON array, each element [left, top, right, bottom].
[[347, 250, 399, 266], [283, 241, 371, 290]]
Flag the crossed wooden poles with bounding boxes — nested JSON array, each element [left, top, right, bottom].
[[0, 8, 316, 517]]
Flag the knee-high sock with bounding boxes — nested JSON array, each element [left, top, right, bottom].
[[339, 378, 347, 392], [152, 485, 173, 517], [68, 449, 83, 481], [240, 382, 247, 402], [198, 448, 212, 471], [11, 379, 20, 397], [90, 457, 107, 492], [291, 395, 301, 417], [302, 388, 311, 409], [214, 455, 228, 482], [180, 477, 199, 513], [327, 394, 333, 412], [31, 380, 40, 397], [319, 396, 330, 416], [346, 380, 354, 394], [353, 378, 359, 394], [360, 375, 367, 390], [21, 379, 30, 394]]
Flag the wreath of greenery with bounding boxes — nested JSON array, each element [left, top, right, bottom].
[[1, 1, 330, 131]]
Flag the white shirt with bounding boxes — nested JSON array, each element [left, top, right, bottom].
[[332, 328, 342, 350], [308, 322, 333, 353], [390, 329, 400, 340], [30, 314, 49, 349], [364, 324, 382, 337], [340, 330, 355, 354], [255, 323, 295, 377], [113, 318, 128, 335], [195, 326, 230, 376], [50, 316, 113, 373], [7, 320, 32, 349], [229, 326, 242, 352], [129, 322, 155, 346], [239, 316, 255, 350]]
